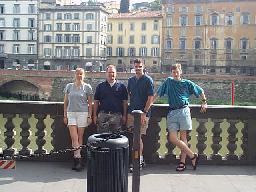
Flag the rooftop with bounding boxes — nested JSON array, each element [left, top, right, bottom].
[[161, 0, 253, 4], [1, 161, 256, 192], [109, 11, 162, 19]]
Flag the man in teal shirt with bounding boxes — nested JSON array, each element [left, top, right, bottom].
[[155, 63, 207, 172]]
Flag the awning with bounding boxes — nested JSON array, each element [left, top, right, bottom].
[[12, 63, 20, 67], [28, 64, 35, 67], [85, 62, 92, 66], [44, 61, 50, 66]]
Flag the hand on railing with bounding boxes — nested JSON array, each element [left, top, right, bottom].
[[200, 103, 207, 113]]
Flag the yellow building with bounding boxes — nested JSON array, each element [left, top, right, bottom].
[[162, 0, 256, 76], [107, 11, 162, 72]]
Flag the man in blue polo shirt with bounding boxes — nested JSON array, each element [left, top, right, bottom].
[[93, 65, 128, 133], [127, 59, 154, 169]]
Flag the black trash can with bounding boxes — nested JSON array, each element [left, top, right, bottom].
[[87, 133, 129, 192]]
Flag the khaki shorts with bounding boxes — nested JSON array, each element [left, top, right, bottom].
[[126, 113, 149, 135]]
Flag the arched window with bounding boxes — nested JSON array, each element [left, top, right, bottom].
[[210, 38, 218, 50], [225, 38, 233, 50], [240, 37, 249, 50], [211, 13, 219, 25], [194, 38, 202, 49]]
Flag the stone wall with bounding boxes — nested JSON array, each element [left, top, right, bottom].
[[50, 74, 256, 105]]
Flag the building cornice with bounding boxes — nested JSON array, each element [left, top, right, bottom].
[[109, 11, 162, 19], [39, 4, 108, 14]]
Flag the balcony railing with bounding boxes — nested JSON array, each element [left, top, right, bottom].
[[0, 101, 255, 165]]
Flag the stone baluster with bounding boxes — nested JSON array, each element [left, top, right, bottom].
[[50, 114, 68, 159], [165, 132, 176, 162], [144, 116, 161, 163], [50, 112, 72, 161], [196, 118, 208, 160], [240, 120, 248, 160], [210, 119, 223, 160], [50, 114, 55, 153], [34, 114, 47, 154], [3, 114, 16, 156], [19, 114, 32, 156], [226, 119, 238, 160]]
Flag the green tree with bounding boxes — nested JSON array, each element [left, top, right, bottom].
[[150, 0, 161, 11]]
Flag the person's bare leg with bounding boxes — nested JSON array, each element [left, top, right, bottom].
[[69, 125, 80, 157], [77, 127, 85, 157], [179, 131, 188, 164], [69, 125, 83, 171], [169, 132, 194, 159], [140, 136, 143, 164]]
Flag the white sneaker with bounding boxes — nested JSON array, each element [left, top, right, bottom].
[[140, 160, 145, 169]]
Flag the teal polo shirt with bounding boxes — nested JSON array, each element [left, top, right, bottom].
[[157, 77, 203, 109]]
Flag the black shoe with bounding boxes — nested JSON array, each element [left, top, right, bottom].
[[72, 157, 78, 170], [129, 166, 141, 173], [72, 158, 83, 172], [191, 154, 199, 170], [176, 162, 186, 172], [129, 162, 144, 173]]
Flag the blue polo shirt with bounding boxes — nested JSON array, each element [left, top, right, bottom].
[[156, 77, 203, 109], [128, 75, 154, 113], [94, 80, 128, 114]]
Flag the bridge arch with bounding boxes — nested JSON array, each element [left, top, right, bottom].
[[0, 78, 47, 100]]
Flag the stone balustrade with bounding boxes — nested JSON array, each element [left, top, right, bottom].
[[0, 101, 255, 165]]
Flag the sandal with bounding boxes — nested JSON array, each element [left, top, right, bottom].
[[191, 153, 199, 170], [176, 162, 186, 172]]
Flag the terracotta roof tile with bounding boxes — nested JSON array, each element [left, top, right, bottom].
[[109, 11, 162, 19]]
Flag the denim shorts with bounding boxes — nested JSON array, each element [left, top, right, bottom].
[[67, 112, 89, 128], [166, 106, 192, 132]]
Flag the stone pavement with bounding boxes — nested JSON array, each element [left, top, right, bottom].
[[0, 161, 255, 192]]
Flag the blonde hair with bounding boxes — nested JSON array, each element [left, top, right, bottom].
[[74, 67, 85, 81], [75, 67, 85, 74]]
